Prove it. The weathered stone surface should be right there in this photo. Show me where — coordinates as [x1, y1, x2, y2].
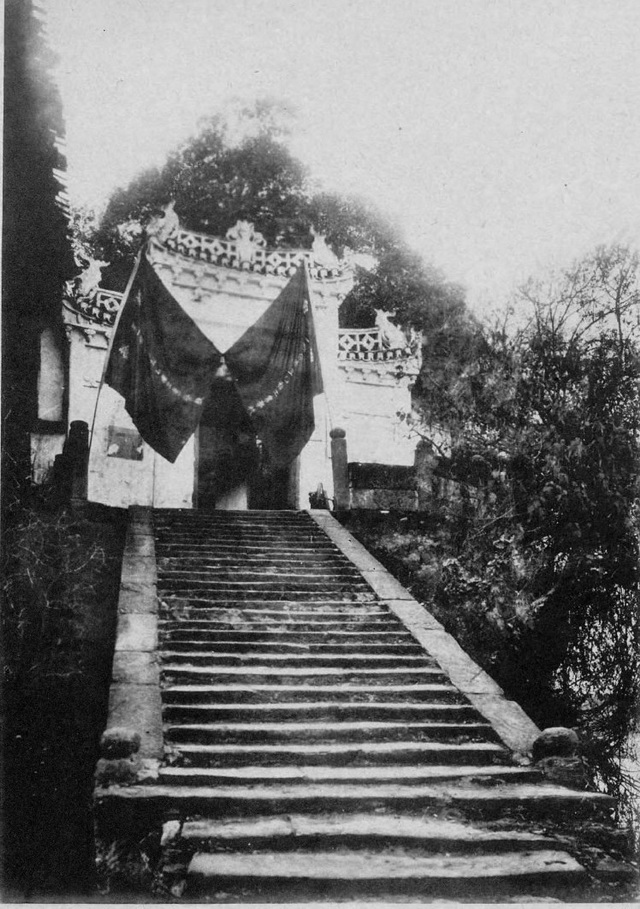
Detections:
[385, 600, 445, 631]
[350, 489, 419, 511]
[593, 855, 638, 882]
[96, 780, 615, 819]
[358, 568, 415, 600]
[535, 755, 588, 789]
[111, 651, 160, 685]
[95, 755, 141, 787]
[532, 727, 580, 762]
[117, 577, 158, 614]
[187, 847, 586, 884]
[348, 463, 417, 491]
[96, 508, 628, 900]
[114, 613, 158, 652]
[107, 683, 163, 760]
[181, 812, 553, 847]
[466, 694, 540, 757]
[100, 726, 141, 758]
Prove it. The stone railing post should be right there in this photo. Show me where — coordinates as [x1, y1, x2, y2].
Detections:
[68, 420, 89, 507]
[330, 427, 350, 511]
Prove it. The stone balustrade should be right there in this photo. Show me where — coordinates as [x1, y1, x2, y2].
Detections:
[338, 327, 412, 361]
[165, 226, 344, 280]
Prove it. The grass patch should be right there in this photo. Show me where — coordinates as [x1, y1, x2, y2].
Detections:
[1, 502, 127, 899]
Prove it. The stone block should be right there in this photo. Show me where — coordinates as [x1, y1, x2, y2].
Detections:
[536, 755, 588, 789]
[111, 651, 160, 685]
[407, 628, 504, 696]
[359, 568, 414, 600]
[532, 727, 580, 762]
[107, 682, 163, 760]
[95, 755, 141, 787]
[100, 726, 141, 758]
[117, 578, 158, 615]
[385, 600, 445, 631]
[469, 694, 541, 755]
[350, 489, 419, 510]
[115, 613, 158, 652]
[348, 463, 417, 490]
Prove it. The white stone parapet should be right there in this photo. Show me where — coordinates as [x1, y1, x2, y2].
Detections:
[338, 327, 411, 362]
[165, 221, 345, 280]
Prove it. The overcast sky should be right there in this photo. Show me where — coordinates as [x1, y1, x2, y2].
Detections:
[44, 0, 640, 314]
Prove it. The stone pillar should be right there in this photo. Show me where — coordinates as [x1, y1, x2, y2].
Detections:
[415, 439, 438, 511]
[330, 427, 350, 511]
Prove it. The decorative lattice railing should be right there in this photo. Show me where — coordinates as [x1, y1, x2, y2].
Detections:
[165, 228, 343, 280]
[70, 289, 123, 326]
[69, 296, 414, 365]
[338, 327, 411, 361]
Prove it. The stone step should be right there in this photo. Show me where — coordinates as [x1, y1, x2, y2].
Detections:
[161, 683, 463, 704]
[159, 597, 381, 609]
[156, 521, 317, 533]
[158, 577, 370, 603]
[161, 665, 450, 684]
[164, 720, 498, 745]
[157, 587, 373, 602]
[185, 847, 587, 899]
[156, 547, 341, 560]
[156, 518, 308, 530]
[159, 617, 401, 632]
[160, 652, 437, 668]
[161, 641, 424, 655]
[168, 741, 511, 767]
[159, 600, 386, 615]
[156, 536, 336, 549]
[179, 812, 554, 850]
[97, 781, 614, 822]
[160, 629, 413, 643]
[155, 545, 352, 563]
[158, 523, 326, 534]
[158, 571, 367, 586]
[159, 764, 540, 787]
[158, 562, 361, 576]
[162, 702, 481, 724]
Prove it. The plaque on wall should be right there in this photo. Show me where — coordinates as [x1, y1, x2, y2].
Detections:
[107, 425, 144, 461]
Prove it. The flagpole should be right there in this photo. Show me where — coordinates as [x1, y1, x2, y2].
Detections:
[88, 244, 145, 451]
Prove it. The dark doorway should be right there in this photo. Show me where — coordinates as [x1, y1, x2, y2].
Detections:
[196, 377, 296, 510]
[196, 378, 259, 510]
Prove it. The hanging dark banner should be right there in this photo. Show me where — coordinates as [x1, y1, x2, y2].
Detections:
[104, 243, 322, 467]
[104, 245, 223, 463]
[226, 264, 323, 468]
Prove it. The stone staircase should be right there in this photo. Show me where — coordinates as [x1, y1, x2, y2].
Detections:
[95, 508, 623, 902]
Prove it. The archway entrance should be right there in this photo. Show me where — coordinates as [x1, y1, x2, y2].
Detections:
[195, 379, 296, 510]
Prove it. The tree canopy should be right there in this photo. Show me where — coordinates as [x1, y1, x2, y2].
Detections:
[90, 101, 468, 343]
[408, 245, 640, 802]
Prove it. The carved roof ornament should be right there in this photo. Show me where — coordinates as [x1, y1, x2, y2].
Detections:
[145, 200, 179, 244]
[225, 221, 266, 267]
[73, 257, 108, 300]
[374, 309, 409, 350]
[310, 227, 340, 269]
